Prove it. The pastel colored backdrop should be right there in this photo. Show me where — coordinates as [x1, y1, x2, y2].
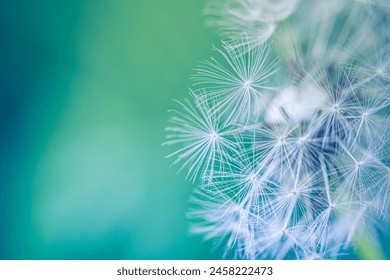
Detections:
[0, 0, 388, 259]
[0, 0, 220, 259]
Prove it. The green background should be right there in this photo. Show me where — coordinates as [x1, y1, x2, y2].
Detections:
[0, 0, 220, 259]
[0, 0, 389, 260]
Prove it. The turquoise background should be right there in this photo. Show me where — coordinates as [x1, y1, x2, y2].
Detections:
[0, 0, 389, 260]
[0, 0, 220, 259]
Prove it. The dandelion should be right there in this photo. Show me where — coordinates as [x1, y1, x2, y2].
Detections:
[165, 0, 390, 259]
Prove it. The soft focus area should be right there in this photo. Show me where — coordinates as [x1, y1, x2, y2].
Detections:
[0, 0, 219, 259]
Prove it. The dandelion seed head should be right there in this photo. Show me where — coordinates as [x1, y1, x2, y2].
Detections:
[167, 0, 390, 260]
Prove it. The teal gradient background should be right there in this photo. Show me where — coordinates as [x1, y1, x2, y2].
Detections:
[1, 0, 389, 260]
[0, 0, 220, 259]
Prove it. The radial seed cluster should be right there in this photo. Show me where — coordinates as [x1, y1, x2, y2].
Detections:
[164, 0, 390, 259]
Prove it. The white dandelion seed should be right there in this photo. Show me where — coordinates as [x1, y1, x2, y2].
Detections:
[192, 41, 278, 124]
[164, 92, 238, 183]
[348, 44, 390, 84]
[188, 188, 258, 259]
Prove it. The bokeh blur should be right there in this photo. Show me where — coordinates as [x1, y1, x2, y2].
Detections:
[1, 0, 389, 260]
[0, 0, 221, 259]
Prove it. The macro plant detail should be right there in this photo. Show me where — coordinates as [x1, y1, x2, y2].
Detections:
[165, 0, 390, 259]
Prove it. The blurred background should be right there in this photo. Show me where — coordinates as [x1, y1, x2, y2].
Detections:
[0, 0, 221, 259]
[0, 0, 389, 260]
